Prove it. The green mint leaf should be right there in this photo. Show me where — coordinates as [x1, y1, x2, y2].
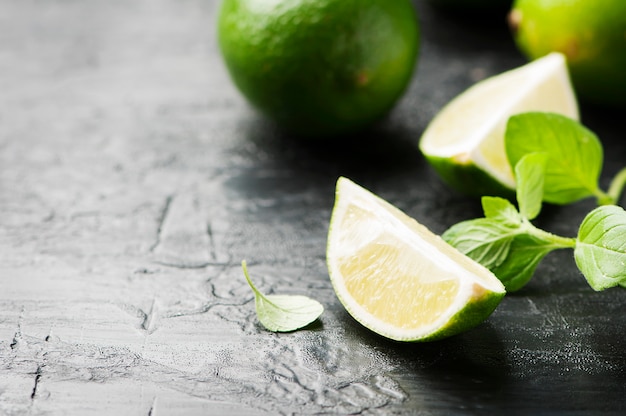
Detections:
[575, 206, 626, 291]
[482, 196, 522, 226]
[242, 260, 323, 332]
[490, 233, 555, 292]
[515, 152, 547, 220]
[505, 112, 603, 205]
[443, 218, 519, 270]
[444, 210, 570, 291]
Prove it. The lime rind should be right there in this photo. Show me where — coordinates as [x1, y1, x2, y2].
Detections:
[416, 288, 505, 342]
[425, 154, 516, 199]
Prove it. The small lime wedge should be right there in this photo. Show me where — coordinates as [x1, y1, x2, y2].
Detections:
[419, 52, 579, 197]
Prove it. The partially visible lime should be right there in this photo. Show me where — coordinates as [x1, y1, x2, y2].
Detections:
[326, 177, 505, 342]
[419, 53, 579, 197]
[217, 0, 420, 138]
[509, 0, 626, 106]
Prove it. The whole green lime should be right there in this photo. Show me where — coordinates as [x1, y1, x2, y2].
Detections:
[217, 0, 420, 138]
[509, 0, 626, 106]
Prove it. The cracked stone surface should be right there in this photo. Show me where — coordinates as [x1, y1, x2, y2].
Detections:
[2, 0, 626, 414]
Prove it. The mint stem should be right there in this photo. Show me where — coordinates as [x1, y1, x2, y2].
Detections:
[242, 260, 263, 298]
[605, 167, 626, 205]
[241, 260, 282, 310]
[524, 220, 577, 249]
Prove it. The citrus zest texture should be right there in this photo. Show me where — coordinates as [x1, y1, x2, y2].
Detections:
[326, 177, 505, 342]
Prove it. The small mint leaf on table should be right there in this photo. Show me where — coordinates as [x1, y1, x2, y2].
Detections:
[505, 112, 605, 205]
[242, 260, 324, 332]
[575, 206, 626, 291]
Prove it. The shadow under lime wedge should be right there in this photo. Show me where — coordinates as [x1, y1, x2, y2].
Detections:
[419, 52, 578, 198]
[326, 177, 505, 342]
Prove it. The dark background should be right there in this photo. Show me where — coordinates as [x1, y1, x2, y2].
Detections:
[1, 0, 625, 414]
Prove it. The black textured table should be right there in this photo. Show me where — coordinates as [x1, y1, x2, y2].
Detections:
[2, 1, 625, 415]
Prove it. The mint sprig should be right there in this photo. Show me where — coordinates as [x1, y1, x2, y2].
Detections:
[242, 260, 323, 332]
[445, 113, 626, 292]
[444, 154, 576, 291]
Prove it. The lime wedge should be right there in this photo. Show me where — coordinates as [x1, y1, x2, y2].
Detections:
[326, 177, 505, 342]
[419, 52, 579, 196]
